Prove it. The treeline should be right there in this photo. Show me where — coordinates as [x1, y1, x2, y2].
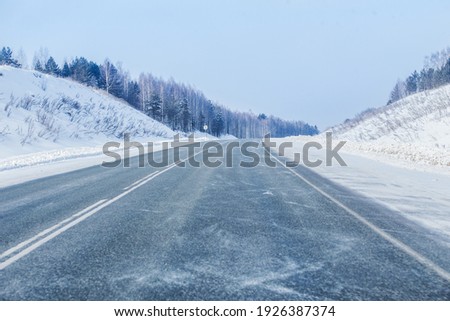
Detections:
[388, 48, 450, 104]
[0, 46, 318, 138]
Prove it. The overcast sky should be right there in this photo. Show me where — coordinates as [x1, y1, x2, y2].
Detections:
[2, 0, 450, 129]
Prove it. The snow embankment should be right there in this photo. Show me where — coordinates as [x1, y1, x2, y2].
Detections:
[0, 146, 105, 171]
[0, 66, 175, 162]
[327, 83, 450, 167]
[0, 142, 160, 188]
[274, 85, 450, 238]
[339, 141, 450, 170]
[273, 136, 450, 240]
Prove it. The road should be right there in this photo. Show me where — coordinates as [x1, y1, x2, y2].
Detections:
[0, 141, 449, 300]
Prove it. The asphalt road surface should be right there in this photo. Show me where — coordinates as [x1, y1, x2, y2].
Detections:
[1, 141, 449, 300]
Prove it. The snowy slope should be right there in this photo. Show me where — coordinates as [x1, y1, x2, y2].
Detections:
[329, 85, 450, 145]
[326, 84, 450, 167]
[272, 85, 450, 238]
[0, 66, 175, 161]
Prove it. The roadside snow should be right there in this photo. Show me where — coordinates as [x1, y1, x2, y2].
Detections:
[220, 134, 238, 140]
[326, 82, 450, 168]
[341, 140, 450, 171]
[273, 136, 450, 239]
[0, 151, 112, 189]
[0, 65, 175, 160]
[0, 139, 165, 188]
[0, 146, 107, 171]
[0, 131, 222, 188]
[291, 82, 450, 238]
[0, 66, 226, 187]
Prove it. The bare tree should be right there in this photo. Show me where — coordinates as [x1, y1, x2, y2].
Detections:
[15, 47, 28, 69]
[32, 47, 49, 70]
[100, 59, 121, 95]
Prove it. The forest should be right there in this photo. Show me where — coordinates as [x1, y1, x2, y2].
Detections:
[0, 46, 318, 138]
[388, 47, 450, 104]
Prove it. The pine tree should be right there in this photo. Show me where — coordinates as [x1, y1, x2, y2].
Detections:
[125, 81, 140, 108]
[388, 80, 406, 104]
[70, 57, 101, 87]
[146, 93, 162, 120]
[165, 100, 180, 130]
[60, 62, 71, 78]
[405, 70, 419, 94]
[45, 56, 60, 76]
[87, 61, 101, 87]
[211, 111, 224, 137]
[0, 47, 8, 65]
[440, 58, 450, 84]
[180, 98, 191, 132]
[0, 47, 21, 67]
[34, 60, 44, 72]
[70, 57, 90, 84]
[198, 112, 206, 132]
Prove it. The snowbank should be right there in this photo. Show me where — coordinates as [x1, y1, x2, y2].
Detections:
[325, 83, 450, 168]
[273, 136, 450, 240]
[0, 66, 175, 160]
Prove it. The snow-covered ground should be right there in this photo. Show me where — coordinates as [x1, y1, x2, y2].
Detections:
[273, 136, 450, 239]
[0, 65, 175, 159]
[3, 63, 448, 241]
[273, 135, 450, 240]
[280, 82, 448, 238]
[0, 66, 172, 186]
[0, 133, 227, 189]
[0, 129, 229, 188]
[0, 66, 234, 186]
[327, 83, 450, 167]
[0, 141, 168, 188]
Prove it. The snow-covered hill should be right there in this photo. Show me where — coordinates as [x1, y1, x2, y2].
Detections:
[272, 86, 450, 238]
[0, 66, 175, 162]
[327, 84, 450, 168]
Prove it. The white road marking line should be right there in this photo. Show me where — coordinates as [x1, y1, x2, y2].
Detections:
[0, 199, 108, 260]
[123, 171, 159, 190]
[273, 155, 450, 283]
[0, 150, 204, 270]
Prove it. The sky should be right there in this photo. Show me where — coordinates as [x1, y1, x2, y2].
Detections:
[2, 0, 450, 130]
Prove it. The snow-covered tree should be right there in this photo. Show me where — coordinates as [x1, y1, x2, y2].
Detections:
[45, 56, 60, 76]
[180, 98, 191, 132]
[100, 59, 119, 95]
[32, 47, 49, 71]
[60, 62, 71, 78]
[145, 93, 162, 120]
[14, 48, 28, 69]
[0, 47, 21, 67]
[388, 80, 407, 104]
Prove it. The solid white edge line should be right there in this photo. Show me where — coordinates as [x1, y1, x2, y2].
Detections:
[272, 154, 450, 283]
[0, 167, 174, 270]
[0, 150, 204, 270]
[0, 199, 108, 260]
